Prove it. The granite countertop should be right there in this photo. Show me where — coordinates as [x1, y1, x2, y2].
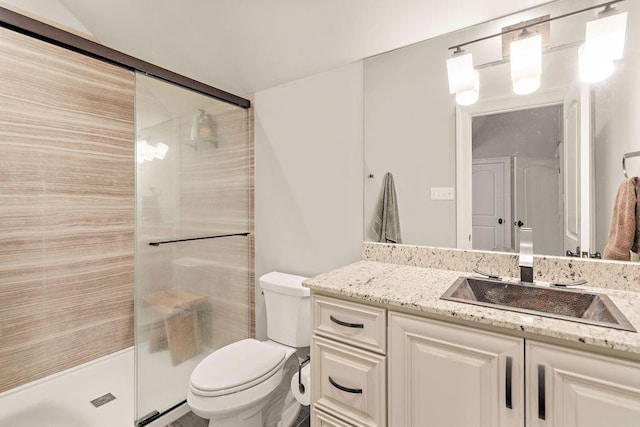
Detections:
[304, 260, 640, 356]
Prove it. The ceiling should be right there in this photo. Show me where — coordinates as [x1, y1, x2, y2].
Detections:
[38, 1, 550, 95]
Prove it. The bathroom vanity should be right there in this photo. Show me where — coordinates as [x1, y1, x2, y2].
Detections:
[306, 244, 640, 427]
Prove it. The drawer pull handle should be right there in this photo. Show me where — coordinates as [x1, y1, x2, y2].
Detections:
[538, 364, 546, 420]
[330, 315, 364, 329]
[328, 376, 363, 394]
[505, 356, 512, 409]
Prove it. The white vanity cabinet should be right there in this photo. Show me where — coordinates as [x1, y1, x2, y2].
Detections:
[388, 312, 525, 427]
[311, 293, 640, 427]
[526, 341, 640, 427]
[311, 294, 387, 427]
[388, 311, 640, 427]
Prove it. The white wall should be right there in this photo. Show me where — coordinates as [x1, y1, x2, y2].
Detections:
[255, 62, 364, 339]
[0, 0, 92, 36]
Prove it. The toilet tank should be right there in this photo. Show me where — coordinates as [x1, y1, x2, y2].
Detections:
[260, 272, 311, 348]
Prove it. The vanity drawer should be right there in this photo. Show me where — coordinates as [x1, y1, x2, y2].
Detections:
[312, 335, 386, 427]
[312, 408, 358, 427]
[312, 295, 386, 354]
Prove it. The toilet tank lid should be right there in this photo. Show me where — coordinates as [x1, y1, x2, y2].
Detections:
[259, 271, 310, 297]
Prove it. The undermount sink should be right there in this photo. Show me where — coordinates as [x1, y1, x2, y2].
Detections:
[441, 276, 636, 332]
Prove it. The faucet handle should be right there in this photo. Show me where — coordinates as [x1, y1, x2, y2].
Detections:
[550, 279, 587, 288]
[519, 227, 533, 268]
[472, 268, 501, 280]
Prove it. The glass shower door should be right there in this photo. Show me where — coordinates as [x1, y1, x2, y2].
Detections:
[134, 73, 252, 425]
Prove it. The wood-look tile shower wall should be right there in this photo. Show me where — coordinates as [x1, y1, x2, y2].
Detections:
[0, 27, 135, 392]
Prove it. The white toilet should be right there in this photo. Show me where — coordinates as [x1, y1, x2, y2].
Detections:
[187, 272, 311, 427]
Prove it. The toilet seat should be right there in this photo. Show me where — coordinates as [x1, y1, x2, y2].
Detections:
[190, 339, 287, 397]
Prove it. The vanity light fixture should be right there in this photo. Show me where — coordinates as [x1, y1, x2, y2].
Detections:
[510, 30, 542, 95]
[446, 48, 479, 106]
[136, 140, 169, 164]
[446, 0, 627, 103]
[579, 6, 628, 83]
[153, 142, 169, 160]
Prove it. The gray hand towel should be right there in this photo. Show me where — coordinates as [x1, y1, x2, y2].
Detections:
[372, 172, 402, 244]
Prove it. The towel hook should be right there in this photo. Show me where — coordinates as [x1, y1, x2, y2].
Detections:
[622, 151, 640, 178]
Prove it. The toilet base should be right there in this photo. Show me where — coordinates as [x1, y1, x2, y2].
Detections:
[278, 400, 301, 427]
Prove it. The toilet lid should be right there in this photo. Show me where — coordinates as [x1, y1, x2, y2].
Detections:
[190, 339, 286, 395]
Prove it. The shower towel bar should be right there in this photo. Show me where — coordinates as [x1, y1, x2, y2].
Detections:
[623, 151, 640, 178]
[149, 232, 250, 247]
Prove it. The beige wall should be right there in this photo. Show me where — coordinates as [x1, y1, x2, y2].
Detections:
[0, 27, 134, 392]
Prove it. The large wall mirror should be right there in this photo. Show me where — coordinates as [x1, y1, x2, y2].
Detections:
[364, 0, 640, 261]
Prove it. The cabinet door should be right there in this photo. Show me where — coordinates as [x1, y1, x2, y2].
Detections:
[527, 341, 640, 427]
[389, 312, 524, 427]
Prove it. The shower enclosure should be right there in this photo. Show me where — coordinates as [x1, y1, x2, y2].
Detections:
[134, 74, 253, 425]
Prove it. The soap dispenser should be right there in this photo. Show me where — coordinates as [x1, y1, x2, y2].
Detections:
[190, 109, 214, 140]
[198, 109, 213, 139]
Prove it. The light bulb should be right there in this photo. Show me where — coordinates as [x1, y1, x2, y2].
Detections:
[153, 142, 169, 160]
[579, 43, 614, 83]
[510, 33, 542, 95]
[447, 52, 479, 106]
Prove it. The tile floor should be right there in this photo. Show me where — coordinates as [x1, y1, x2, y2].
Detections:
[167, 405, 310, 427]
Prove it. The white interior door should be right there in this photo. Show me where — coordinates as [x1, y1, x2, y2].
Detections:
[514, 157, 563, 256]
[472, 157, 511, 251]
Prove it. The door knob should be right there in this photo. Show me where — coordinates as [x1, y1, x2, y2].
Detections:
[514, 220, 524, 227]
[498, 218, 503, 224]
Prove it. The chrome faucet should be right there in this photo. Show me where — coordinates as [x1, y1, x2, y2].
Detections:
[519, 227, 534, 283]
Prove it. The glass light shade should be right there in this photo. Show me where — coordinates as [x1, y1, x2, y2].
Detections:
[455, 70, 479, 106]
[510, 34, 542, 95]
[136, 140, 146, 164]
[579, 43, 614, 83]
[512, 76, 540, 95]
[447, 53, 479, 105]
[584, 11, 627, 63]
[137, 140, 155, 162]
[153, 142, 169, 160]
[447, 53, 475, 94]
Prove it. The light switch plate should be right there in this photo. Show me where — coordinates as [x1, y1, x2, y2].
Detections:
[431, 187, 455, 200]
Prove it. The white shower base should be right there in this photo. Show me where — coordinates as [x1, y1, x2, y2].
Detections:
[0, 348, 135, 427]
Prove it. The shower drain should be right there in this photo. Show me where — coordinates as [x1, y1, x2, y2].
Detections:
[90, 392, 116, 408]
